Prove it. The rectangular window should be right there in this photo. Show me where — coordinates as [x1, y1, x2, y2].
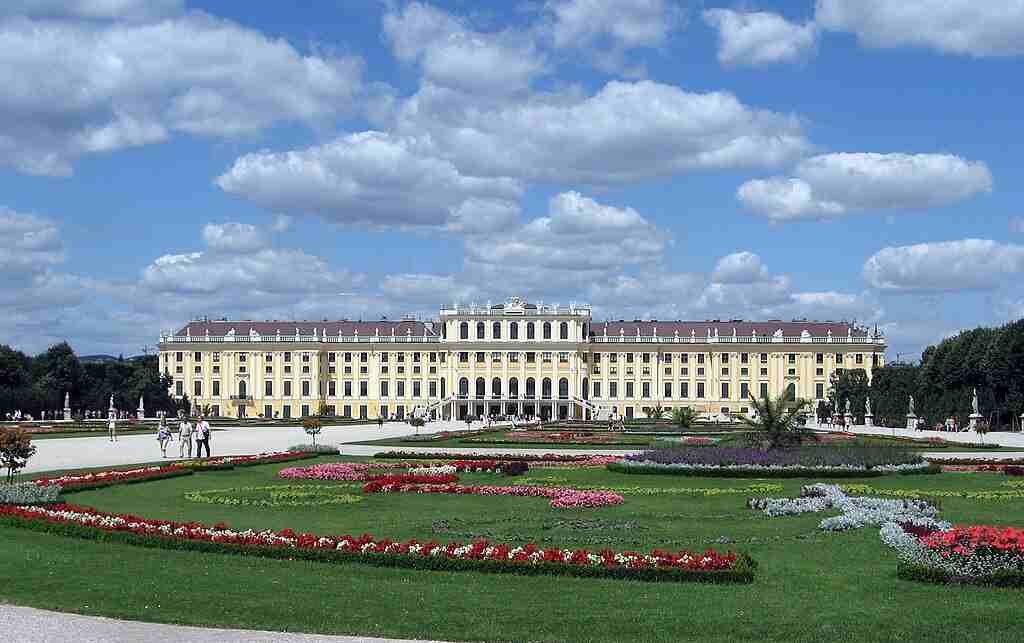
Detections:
[343, 404, 351, 418]
[193, 351, 201, 362]
[642, 353, 651, 364]
[284, 381, 292, 397]
[476, 352, 485, 363]
[193, 380, 202, 397]
[697, 353, 705, 364]
[760, 368, 768, 377]
[856, 353, 864, 365]
[697, 382, 705, 399]
[721, 382, 730, 399]
[593, 381, 601, 398]
[681, 354, 688, 364]
[264, 381, 272, 396]
[359, 405, 368, 419]
[681, 382, 689, 399]
[329, 381, 336, 397]
[429, 381, 437, 397]
[642, 382, 650, 398]
[836, 353, 844, 364]
[721, 353, 729, 364]
[264, 404, 272, 418]
[459, 352, 468, 363]
[301, 381, 310, 397]
[413, 381, 421, 397]
[380, 404, 388, 419]
[284, 352, 291, 363]
[397, 353, 405, 363]
[609, 382, 618, 398]
[301, 404, 310, 417]
[302, 353, 310, 363]
[741, 353, 749, 364]
[283, 405, 291, 419]
[760, 382, 769, 398]
[238, 353, 246, 363]
[816, 353, 824, 364]
[328, 352, 336, 363]
[626, 353, 634, 363]
[788, 353, 796, 364]
[344, 381, 352, 397]
[380, 381, 389, 397]
[740, 382, 749, 400]
[213, 352, 220, 363]
[760, 353, 768, 364]
[212, 381, 220, 397]
[397, 381, 405, 397]
[360, 381, 368, 397]
[381, 352, 390, 363]
[816, 383, 825, 398]
[664, 382, 672, 398]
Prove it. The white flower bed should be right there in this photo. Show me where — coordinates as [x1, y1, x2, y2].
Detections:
[625, 461, 931, 474]
[879, 523, 1024, 580]
[748, 484, 948, 532]
[0, 483, 62, 505]
[408, 465, 457, 476]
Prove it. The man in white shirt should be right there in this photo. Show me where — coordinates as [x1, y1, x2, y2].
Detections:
[195, 416, 211, 458]
[178, 417, 194, 458]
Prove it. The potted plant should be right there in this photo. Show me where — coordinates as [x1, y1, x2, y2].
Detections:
[302, 415, 323, 448]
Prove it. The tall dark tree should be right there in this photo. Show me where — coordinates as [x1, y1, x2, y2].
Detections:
[869, 363, 920, 428]
[828, 368, 870, 423]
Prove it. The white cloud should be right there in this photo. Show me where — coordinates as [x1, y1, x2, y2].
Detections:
[703, 9, 816, 66]
[270, 214, 293, 233]
[380, 273, 479, 305]
[547, 0, 680, 49]
[816, 0, 1024, 57]
[739, 153, 993, 221]
[0, 207, 64, 273]
[393, 80, 809, 184]
[1010, 217, 1024, 234]
[711, 251, 770, 284]
[0, 0, 182, 21]
[0, 9, 363, 175]
[201, 223, 267, 253]
[216, 131, 523, 231]
[864, 239, 1024, 291]
[383, 2, 546, 95]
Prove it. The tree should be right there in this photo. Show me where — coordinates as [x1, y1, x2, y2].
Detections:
[302, 415, 322, 448]
[869, 363, 919, 428]
[671, 406, 697, 430]
[740, 393, 813, 449]
[0, 428, 36, 484]
[645, 402, 668, 420]
[816, 400, 832, 423]
[828, 368, 870, 424]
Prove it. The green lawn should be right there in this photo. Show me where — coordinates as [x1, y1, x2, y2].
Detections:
[2, 457, 1024, 641]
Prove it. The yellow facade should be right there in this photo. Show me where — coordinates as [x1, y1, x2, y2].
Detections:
[158, 297, 886, 420]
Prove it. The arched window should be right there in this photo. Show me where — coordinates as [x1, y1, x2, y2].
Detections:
[476, 377, 486, 398]
[458, 378, 469, 397]
[509, 377, 519, 399]
[476, 322, 485, 339]
[558, 378, 569, 399]
[238, 380, 247, 398]
[509, 322, 519, 340]
[459, 322, 469, 340]
[581, 377, 589, 400]
[785, 383, 796, 400]
[543, 322, 552, 340]
[526, 377, 536, 399]
[492, 378, 502, 398]
[492, 321, 501, 339]
[526, 322, 535, 339]
[542, 377, 552, 399]
[559, 322, 568, 340]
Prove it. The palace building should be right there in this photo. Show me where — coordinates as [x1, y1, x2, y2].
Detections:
[158, 297, 886, 421]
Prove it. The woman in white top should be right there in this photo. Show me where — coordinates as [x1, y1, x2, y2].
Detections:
[178, 418, 194, 458]
[108, 412, 117, 442]
[157, 416, 172, 458]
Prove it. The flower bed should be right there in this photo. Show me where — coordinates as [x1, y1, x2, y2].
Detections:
[463, 431, 654, 446]
[185, 485, 363, 508]
[32, 465, 194, 492]
[374, 451, 620, 466]
[522, 480, 785, 497]
[176, 451, 318, 471]
[0, 502, 755, 583]
[361, 478, 625, 509]
[413, 460, 530, 476]
[615, 446, 935, 478]
[279, 462, 407, 481]
[842, 483, 1024, 502]
[749, 484, 948, 532]
[0, 482, 61, 505]
[882, 522, 1024, 586]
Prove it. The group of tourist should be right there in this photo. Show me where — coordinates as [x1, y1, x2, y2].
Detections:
[154, 414, 212, 458]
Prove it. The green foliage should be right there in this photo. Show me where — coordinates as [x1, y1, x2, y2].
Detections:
[645, 403, 668, 420]
[739, 393, 813, 449]
[671, 407, 697, 429]
[0, 428, 36, 484]
[828, 369, 869, 422]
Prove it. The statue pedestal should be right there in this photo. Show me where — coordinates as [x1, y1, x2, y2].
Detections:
[906, 414, 918, 430]
[864, 414, 873, 427]
[63, 407, 71, 421]
[844, 413, 854, 428]
[137, 407, 145, 420]
[969, 413, 983, 431]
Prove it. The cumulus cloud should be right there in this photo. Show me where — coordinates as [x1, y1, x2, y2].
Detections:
[0, 207, 64, 273]
[217, 131, 522, 231]
[815, 0, 1024, 57]
[393, 80, 809, 184]
[739, 153, 993, 222]
[703, 9, 817, 66]
[201, 223, 267, 253]
[0, 9, 363, 175]
[383, 2, 546, 94]
[380, 273, 479, 305]
[0, 0, 182, 21]
[863, 239, 1024, 291]
[711, 251, 770, 284]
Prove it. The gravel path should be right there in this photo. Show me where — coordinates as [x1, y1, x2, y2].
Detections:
[0, 604, 450, 643]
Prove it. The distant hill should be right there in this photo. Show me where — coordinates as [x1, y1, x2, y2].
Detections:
[80, 354, 147, 364]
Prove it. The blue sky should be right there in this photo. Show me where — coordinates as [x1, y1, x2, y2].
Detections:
[2, 0, 1023, 359]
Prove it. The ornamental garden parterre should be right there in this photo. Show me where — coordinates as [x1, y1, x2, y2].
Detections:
[4, 426, 1024, 641]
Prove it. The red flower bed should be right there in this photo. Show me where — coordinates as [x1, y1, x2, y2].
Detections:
[361, 474, 459, 491]
[361, 479, 624, 509]
[33, 465, 188, 490]
[920, 525, 1024, 556]
[0, 503, 753, 582]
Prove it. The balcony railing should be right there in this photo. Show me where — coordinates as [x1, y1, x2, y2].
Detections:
[161, 334, 441, 344]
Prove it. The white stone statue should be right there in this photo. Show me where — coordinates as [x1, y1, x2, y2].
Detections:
[64, 392, 70, 408]
[109, 394, 115, 411]
[908, 395, 915, 416]
[972, 388, 979, 415]
[865, 397, 872, 417]
[845, 399, 851, 415]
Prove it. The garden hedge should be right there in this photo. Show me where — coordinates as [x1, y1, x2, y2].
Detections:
[0, 513, 757, 584]
[58, 468, 195, 493]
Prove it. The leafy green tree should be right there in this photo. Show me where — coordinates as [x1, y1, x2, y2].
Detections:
[671, 406, 697, 429]
[0, 428, 35, 484]
[816, 400, 832, 423]
[740, 393, 813, 449]
[828, 368, 870, 424]
[868, 363, 919, 428]
[645, 403, 668, 419]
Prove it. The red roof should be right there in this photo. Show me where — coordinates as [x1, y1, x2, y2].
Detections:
[174, 320, 435, 337]
[590, 321, 868, 338]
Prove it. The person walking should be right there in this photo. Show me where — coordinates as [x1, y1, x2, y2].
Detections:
[107, 410, 117, 442]
[195, 415, 211, 458]
[178, 416, 194, 458]
[157, 416, 172, 458]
